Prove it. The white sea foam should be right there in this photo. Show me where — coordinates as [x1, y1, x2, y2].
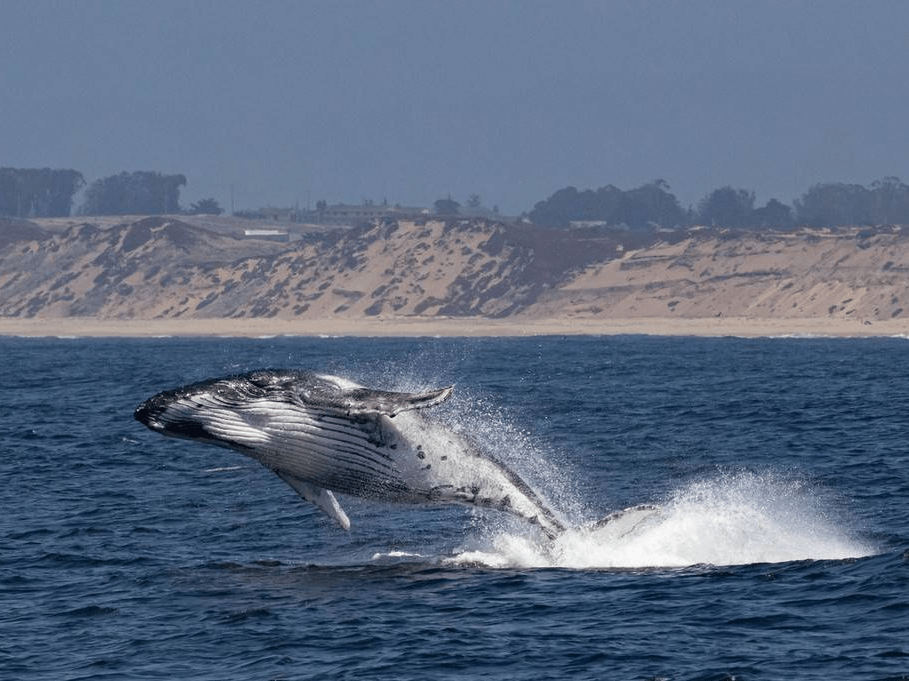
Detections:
[447, 472, 875, 569]
[371, 550, 427, 561]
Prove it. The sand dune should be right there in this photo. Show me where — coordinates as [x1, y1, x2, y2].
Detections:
[2, 215, 908, 337]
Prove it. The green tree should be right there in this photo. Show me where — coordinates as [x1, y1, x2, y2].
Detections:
[528, 185, 621, 226]
[617, 181, 686, 229]
[794, 183, 872, 227]
[697, 186, 756, 227]
[80, 171, 186, 215]
[434, 195, 460, 215]
[188, 198, 223, 215]
[870, 176, 909, 224]
[0, 167, 84, 217]
[528, 181, 684, 229]
[752, 198, 793, 230]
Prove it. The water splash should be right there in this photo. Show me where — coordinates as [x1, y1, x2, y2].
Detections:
[447, 472, 875, 569]
[326, 365, 874, 569]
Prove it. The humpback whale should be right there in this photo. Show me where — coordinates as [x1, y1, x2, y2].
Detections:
[135, 370, 566, 538]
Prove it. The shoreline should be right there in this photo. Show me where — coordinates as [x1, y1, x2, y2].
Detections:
[1, 316, 906, 339]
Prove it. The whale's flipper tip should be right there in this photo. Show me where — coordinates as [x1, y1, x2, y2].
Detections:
[278, 472, 352, 530]
[346, 384, 454, 416]
[407, 385, 454, 411]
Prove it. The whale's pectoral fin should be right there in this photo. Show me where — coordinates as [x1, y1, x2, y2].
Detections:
[277, 472, 351, 530]
[342, 385, 454, 416]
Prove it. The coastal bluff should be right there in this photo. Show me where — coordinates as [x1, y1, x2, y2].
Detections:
[2, 215, 909, 334]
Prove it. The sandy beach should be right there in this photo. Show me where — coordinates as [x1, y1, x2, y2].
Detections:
[1, 316, 906, 338]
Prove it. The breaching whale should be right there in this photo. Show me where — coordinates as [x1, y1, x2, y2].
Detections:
[135, 369, 566, 538]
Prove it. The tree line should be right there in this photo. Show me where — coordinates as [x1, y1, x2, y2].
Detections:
[527, 177, 909, 230]
[4, 165, 909, 229]
[0, 167, 220, 218]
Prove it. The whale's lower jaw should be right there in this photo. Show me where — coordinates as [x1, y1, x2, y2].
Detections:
[136, 370, 566, 538]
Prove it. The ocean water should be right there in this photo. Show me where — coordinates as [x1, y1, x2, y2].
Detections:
[1, 334, 907, 680]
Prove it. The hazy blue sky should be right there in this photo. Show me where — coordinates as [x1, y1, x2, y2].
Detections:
[4, 0, 908, 214]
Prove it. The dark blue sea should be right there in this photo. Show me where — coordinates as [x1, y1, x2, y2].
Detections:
[2, 334, 907, 680]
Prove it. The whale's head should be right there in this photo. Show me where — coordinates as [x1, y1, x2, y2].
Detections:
[135, 369, 453, 448]
[134, 373, 266, 446]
